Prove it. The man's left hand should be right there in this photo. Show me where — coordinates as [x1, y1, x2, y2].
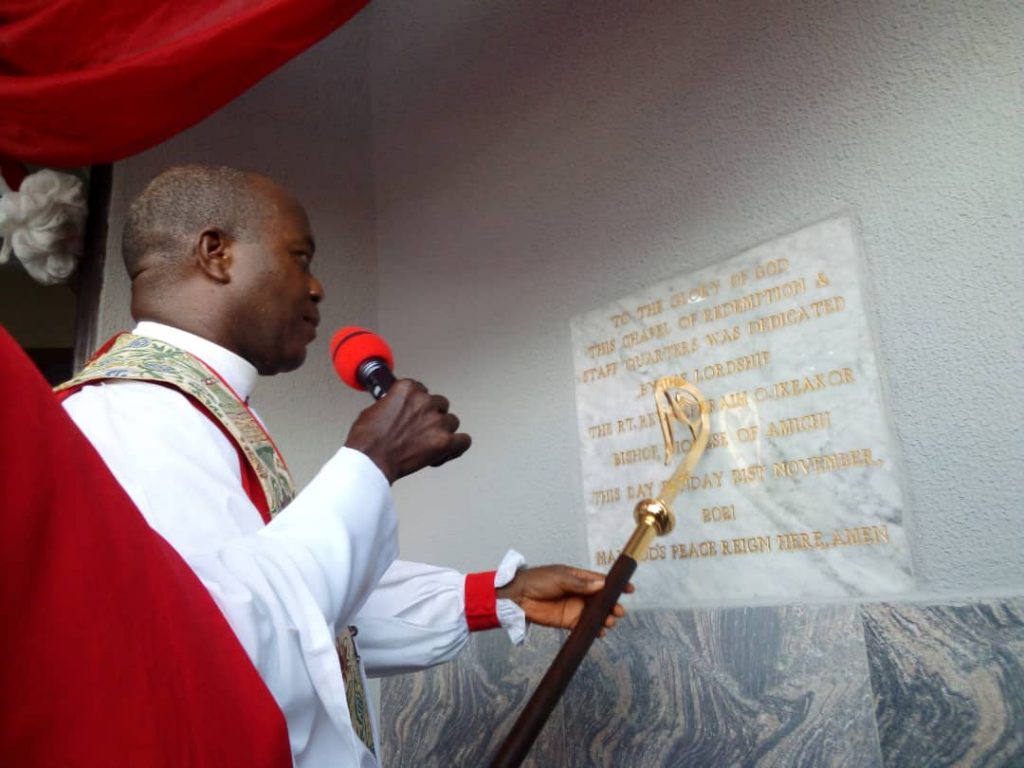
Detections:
[496, 566, 634, 637]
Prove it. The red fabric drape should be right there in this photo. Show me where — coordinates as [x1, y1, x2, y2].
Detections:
[0, 0, 369, 167]
[0, 324, 292, 767]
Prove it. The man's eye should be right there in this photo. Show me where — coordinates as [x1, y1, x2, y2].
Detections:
[293, 252, 311, 267]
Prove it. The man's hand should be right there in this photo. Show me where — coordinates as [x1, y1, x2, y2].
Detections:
[344, 379, 472, 484]
[496, 565, 634, 637]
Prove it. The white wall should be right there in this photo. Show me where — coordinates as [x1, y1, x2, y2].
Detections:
[98, 9, 378, 485]
[369, 0, 1024, 595]
[100, 0, 1023, 600]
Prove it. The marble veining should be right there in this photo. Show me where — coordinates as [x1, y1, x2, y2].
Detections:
[379, 627, 564, 767]
[380, 599, 1024, 766]
[562, 605, 881, 767]
[381, 604, 883, 767]
[863, 600, 1024, 768]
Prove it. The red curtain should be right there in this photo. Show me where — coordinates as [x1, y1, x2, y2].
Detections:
[0, 0, 369, 167]
[0, 323, 293, 766]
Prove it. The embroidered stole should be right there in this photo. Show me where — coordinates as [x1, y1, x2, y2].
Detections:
[57, 333, 376, 755]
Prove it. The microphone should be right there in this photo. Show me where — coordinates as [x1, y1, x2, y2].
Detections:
[330, 326, 396, 400]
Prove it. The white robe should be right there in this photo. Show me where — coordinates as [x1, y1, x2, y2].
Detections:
[63, 321, 525, 768]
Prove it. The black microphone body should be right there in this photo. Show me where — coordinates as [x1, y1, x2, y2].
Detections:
[357, 357, 396, 400]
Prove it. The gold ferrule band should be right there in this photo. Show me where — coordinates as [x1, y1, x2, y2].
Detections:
[622, 523, 658, 560]
[622, 498, 675, 559]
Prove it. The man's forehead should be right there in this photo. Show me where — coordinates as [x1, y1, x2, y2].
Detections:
[250, 175, 302, 210]
[250, 176, 312, 233]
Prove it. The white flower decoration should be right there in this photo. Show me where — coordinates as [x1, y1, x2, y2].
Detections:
[0, 169, 87, 286]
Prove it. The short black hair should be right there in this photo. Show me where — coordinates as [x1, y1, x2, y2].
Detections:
[122, 165, 272, 276]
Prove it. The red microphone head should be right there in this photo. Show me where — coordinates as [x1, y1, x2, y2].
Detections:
[330, 326, 395, 390]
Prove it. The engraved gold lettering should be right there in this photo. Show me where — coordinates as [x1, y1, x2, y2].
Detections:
[754, 368, 855, 401]
[586, 338, 616, 358]
[671, 433, 727, 455]
[831, 525, 891, 547]
[622, 321, 671, 348]
[677, 312, 698, 330]
[671, 540, 718, 559]
[754, 257, 789, 280]
[720, 535, 772, 555]
[747, 305, 811, 335]
[704, 325, 741, 347]
[667, 471, 723, 493]
[636, 299, 665, 319]
[637, 411, 659, 430]
[808, 295, 846, 318]
[623, 337, 699, 373]
[772, 448, 884, 478]
[590, 487, 620, 505]
[637, 544, 667, 562]
[587, 422, 613, 439]
[612, 445, 660, 466]
[716, 391, 748, 410]
[626, 482, 655, 500]
[702, 278, 806, 322]
[691, 350, 771, 383]
[745, 294, 847, 335]
[732, 464, 766, 484]
[594, 548, 620, 566]
[581, 361, 617, 383]
[765, 410, 832, 438]
[776, 531, 828, 551]
[707, 431, 729, 448]
[670, 280, 721, 308]
[736, 426, 759, 443]
[701, 505, 736, 523]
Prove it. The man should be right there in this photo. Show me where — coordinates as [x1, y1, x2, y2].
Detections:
[60, 165, 627, 767]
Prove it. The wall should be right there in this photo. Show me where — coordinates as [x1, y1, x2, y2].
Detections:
[367, 3, 1023, 763]
[97, 8, 378, 484]
[369, 0, 1023, 596]
[97, 0, 1022, 600]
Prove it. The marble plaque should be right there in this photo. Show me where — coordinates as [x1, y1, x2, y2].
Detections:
[570, 217, 913, 606]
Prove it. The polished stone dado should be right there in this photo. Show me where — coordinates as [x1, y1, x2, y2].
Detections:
[863, 599, 1024, 767]
[378, 626, 563, 767]
[560, 604, 880, 767]
[380, 598, 1024, 767]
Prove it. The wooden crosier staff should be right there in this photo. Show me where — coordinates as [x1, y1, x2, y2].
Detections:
[488, 377, 709, 768]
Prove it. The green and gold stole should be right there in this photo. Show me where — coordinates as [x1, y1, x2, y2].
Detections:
[57, 332, 376, 754]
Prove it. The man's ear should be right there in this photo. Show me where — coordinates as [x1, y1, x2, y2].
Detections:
[195, 228, 232, 283]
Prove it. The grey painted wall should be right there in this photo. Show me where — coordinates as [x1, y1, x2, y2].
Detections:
[100, 0, 1022, 608]
[369, 0, 1024, 597]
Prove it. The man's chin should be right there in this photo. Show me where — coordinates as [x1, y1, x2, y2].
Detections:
[257, 349, 307, 376]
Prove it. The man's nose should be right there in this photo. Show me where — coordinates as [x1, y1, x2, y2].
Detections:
[309, 275, 325, 303]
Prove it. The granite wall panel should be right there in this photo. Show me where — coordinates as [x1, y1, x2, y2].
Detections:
[863, 600, 1024, 768]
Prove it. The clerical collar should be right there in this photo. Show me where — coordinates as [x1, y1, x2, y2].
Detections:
[133, 321, 259, 403]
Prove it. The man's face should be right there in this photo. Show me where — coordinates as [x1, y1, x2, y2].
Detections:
[225, 182, 324, 375]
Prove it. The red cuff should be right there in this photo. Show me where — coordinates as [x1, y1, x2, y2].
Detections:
[465, 571, 501, 632]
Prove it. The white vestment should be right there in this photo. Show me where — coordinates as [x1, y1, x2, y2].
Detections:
[63, 321, 525, 768]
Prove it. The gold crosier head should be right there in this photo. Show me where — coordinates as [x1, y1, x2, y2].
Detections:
[623, 375, 710, 559]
